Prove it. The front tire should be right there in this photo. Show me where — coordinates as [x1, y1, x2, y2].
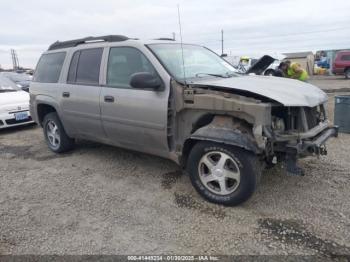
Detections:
[43, 112, 74, 153]
[187, 141, 260, 206]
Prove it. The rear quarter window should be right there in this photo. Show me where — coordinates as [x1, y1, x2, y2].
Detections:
[33, 52, 66, 83]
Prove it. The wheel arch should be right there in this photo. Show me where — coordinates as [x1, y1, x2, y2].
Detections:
[37, 103, 57, 126]
[181, 115, 261, 168]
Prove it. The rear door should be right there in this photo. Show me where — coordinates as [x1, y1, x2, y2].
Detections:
[60, 48, 106, 139]
[100, 46, 169, 155]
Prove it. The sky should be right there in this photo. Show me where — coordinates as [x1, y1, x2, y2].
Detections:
[0, 0, 350, 68]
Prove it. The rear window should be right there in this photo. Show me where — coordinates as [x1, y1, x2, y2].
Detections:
[33, 52, 66, 83]
[67, 48, 103, 85]
[341, 54, 350, 61]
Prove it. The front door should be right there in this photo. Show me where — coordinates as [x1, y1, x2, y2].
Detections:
[100, 46, 169, 155]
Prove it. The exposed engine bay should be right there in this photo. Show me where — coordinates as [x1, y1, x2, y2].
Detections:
[169, 80, 338, 176]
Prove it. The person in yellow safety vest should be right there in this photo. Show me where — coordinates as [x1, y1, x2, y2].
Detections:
[279, 60, 309, 81]
[240, 56, 250, 66]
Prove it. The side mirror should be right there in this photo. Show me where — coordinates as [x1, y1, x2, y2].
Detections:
[129, 72, 163, 90]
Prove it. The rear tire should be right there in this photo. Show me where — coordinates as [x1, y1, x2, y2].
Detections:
[43, 112, 74, 153]
[345, 68, 350, 79]
[187, 141, 261, 206]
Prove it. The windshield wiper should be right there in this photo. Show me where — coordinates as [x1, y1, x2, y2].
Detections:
[195, 73, 229, 78]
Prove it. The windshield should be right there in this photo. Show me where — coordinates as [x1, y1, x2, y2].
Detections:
[148, 44, 238, 80]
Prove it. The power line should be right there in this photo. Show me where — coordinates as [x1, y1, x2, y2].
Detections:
[191, 26, 350, 45]
[229, 26, 350, 41]
[202, 37, 350, 48]
[186, 19, 350, 38]
[219, 41, 350, 53]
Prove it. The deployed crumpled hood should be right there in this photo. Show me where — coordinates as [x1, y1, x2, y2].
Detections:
[190, 75, 327, 107]
[0, 91, 29, 108]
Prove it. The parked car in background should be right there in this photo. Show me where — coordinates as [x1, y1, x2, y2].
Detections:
[0, 75, 34, 129]
[262, 54, 286, 76]
[235, 56, 258, 73]
[230, 55, 285, 77]
[262, 59, 280, 76]
[332, 50, 350, 79]
[0, 72, 32, 92]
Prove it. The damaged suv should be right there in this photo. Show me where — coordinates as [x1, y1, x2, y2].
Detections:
[30, 35, 338, 206]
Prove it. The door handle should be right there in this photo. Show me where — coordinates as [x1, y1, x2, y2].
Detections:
[104, 95, 115, 103]
[62, 92, 70, 98]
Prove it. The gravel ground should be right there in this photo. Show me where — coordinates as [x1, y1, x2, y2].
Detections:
[309, 75, 350, 93]
[0, 89, 349, 257]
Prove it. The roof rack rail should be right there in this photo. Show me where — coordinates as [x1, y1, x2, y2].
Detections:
[48, 35, 129, 51]
[153, 38, 175, 41]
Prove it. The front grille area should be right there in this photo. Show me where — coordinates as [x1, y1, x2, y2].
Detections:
[304, 107, 320, 129]
[272, 105, 325, 132]
[5, 116, 32, 125]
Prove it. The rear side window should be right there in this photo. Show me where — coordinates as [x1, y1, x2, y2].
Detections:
[67, 48, 103, 85]
[341, 54, 350, 61]
[33, 52, 66, 83]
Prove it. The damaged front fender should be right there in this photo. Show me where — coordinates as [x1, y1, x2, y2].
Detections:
[189, 116, 262, 154]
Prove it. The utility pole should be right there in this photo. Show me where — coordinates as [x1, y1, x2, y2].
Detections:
[172, 32, 176, 40]
[221, 29, 224, 56]
[11, 49, 19, 71]
[11, 50, 14, 69]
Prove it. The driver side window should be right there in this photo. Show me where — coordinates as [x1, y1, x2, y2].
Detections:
[107, 47, 157, 88]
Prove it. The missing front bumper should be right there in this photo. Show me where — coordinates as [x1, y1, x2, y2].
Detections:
[294, 126, 338, 156]
[283, 126, 338, 175]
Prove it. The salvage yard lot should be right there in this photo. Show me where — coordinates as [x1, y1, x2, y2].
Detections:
[0, 82, 350, 256]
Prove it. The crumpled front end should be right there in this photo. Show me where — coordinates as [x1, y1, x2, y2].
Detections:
[263, 103, 338, 175]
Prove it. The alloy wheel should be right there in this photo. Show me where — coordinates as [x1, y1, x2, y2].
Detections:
[46, 120, 60, 149]
[198, 151, 241, 195]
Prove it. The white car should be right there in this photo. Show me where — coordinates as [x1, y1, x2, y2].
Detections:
[0, 75, 34, 129]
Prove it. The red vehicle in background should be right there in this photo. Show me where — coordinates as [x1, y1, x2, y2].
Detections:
[332, 50, 350, 79]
